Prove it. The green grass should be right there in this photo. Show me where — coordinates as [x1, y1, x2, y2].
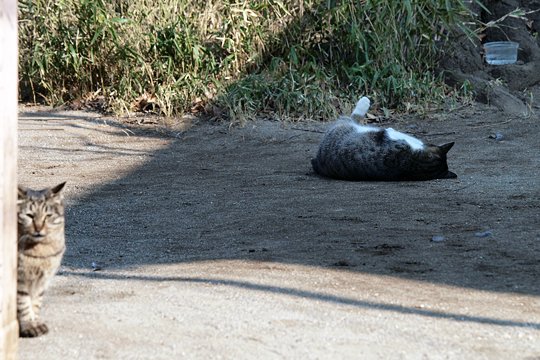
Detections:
[18, 0, 478, 122]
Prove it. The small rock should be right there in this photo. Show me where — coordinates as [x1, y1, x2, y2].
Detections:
[431, 235, 446, 242]
[474, 230, 493, 238]
[333, 260, 350, 267]
[489, 132, 504, 141]
[91, 262, 102, 271]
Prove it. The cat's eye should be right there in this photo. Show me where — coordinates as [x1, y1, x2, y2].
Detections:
[26, 213, 34, 219]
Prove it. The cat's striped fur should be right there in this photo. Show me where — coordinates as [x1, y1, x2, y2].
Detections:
[312, 97, 456, 181]
[17, 182, 66, 337]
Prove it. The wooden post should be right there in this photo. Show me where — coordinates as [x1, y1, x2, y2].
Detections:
[0, 0, 19, 358]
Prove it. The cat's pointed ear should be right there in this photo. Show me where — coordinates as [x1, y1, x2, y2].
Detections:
[50, 182, 66, 195]
[438, 142, 454, 154]
[18, 186, 27, 199]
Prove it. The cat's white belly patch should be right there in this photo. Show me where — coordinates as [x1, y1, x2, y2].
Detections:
[385, 128, 424, 150]
[351, 123, 379, 134]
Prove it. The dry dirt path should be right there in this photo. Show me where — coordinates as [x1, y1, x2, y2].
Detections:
[17, 103, 539, 359]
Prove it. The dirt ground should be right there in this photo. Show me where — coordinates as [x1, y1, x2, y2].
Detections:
[16, 92, 539, 359]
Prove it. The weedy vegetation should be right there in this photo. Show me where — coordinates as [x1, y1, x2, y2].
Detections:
[19, 0, 479, 123]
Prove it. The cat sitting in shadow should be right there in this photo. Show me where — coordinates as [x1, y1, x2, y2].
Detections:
[311, 97, 457, 181]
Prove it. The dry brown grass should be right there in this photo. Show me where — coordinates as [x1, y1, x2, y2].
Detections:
[19, 0, 477, 122]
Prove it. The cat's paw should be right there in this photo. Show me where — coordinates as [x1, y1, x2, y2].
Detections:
[19, 321, 49, 337]
[352, 96, 370, 118]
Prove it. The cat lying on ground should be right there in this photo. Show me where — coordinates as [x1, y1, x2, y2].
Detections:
[311, 97, 457, 181]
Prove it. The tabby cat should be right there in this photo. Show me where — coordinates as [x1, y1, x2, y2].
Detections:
[311, 97, 457, 181]
[17, 182, 66, 337]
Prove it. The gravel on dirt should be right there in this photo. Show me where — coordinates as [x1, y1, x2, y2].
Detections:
[17, 100, 540, 359]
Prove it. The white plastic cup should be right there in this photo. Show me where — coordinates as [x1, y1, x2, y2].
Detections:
[483, 41, 519, 65]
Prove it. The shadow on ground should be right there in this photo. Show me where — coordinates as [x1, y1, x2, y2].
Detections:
[19, 101, 539, 299]
[62, 270, 540, 330]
